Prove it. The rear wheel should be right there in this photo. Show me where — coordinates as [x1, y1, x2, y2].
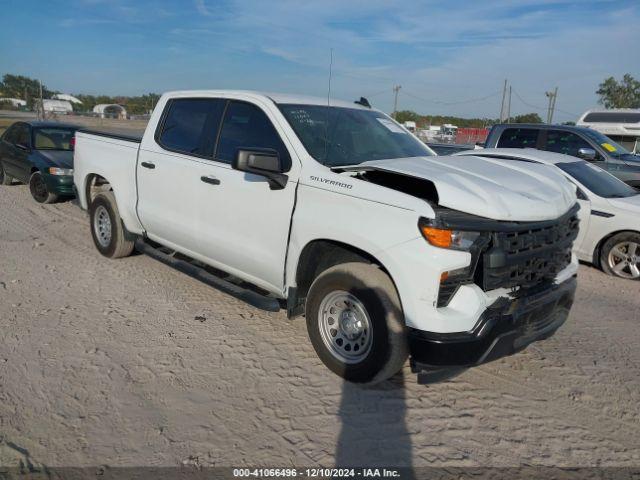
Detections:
[305, 262, 408, 384]
[89, 192, 135, 259]
[0, 162, 13, 185]
[29, 171, 58, 204]
[601, 232, 640, 280]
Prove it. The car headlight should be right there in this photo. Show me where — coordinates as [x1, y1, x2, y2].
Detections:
[419, 225, 480, 251]
[48, 167, 74, 176]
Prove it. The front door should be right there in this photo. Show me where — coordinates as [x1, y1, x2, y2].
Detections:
[195, 99, 299, 294]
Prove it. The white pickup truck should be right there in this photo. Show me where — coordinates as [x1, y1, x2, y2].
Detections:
[74, 90, 580, 384]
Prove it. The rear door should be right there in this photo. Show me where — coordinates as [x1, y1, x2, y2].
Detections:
[13, 124, 33, 180]
[136, 98, 226, 255]
[0, 125, 19, 176]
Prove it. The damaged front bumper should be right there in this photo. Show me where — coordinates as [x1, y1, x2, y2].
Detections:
[409, 276, 576, 381]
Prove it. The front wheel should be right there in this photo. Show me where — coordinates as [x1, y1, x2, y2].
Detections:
[0, 162, 13, 185]
[601, 232, 640, 280]
[305, 262, 408, 384]
[89, 192, 135, 259]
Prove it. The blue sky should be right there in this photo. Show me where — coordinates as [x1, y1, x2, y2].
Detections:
[0, 0, 638, 121]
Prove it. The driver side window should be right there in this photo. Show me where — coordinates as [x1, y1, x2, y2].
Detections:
[215, 101, 291, 170]
[545, 130, 595, 159]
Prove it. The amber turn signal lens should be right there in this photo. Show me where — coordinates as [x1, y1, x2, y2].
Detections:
[440, 271, 449, 282]
[420, 226, 453, 249]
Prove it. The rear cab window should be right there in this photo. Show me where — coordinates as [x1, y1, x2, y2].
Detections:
[496, 128, 539, 148]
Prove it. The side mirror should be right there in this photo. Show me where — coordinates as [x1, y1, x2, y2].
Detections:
[232, 149, 288, 190]
[577, 147, 596, 161]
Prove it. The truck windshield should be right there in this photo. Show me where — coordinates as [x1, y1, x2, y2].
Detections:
[580, 128, 636, 160]
[279, 104, 434, 166]
[556, 161, 638, 198]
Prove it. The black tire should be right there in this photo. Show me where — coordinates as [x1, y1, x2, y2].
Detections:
[305, 262, 408, 384]
[89, 192, 135, 259]
[0, 162, 13, 185]
[29, 171, 58, 204]
[600, 232, 640, 280]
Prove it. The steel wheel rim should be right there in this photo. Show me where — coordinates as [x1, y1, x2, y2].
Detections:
[608, 241, 640, 279]
[93, 205, 112, 248]
[30, 174, 48, 202]
[318, 290, 373, 364]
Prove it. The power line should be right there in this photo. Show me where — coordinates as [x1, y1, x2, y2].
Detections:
[512, 88, 578, 119]
[401, 89, 502, 107]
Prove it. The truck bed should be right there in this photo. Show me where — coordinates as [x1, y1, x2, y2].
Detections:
[77, 129, 143, 143]
[73, 130, 144, 235]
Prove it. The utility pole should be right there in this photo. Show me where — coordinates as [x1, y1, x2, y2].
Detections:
[392, 85, 401, 119]
[506, 85, 512, 123]
[39, 80, 45, 120]
[546, 87, 558, 124]
[499, 79, 508, 122]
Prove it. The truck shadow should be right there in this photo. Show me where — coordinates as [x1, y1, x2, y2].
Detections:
[333, 284, 413, 468]
[335, 371, 412, 468]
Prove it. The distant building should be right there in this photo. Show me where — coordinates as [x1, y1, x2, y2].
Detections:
[52, 93, 83, 105]
[0, 98, 27, 108]
[43, 99, 73, 114]
[93, 104, 127, 119]
[403, 121, 417, 132]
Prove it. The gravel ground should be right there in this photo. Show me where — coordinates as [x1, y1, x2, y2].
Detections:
[0, 184, 639, 469]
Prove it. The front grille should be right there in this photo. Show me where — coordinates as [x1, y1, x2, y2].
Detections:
[434, 204, 580, 307]
[481, 211, 579, 292]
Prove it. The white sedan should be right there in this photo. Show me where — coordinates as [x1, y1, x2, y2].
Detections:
[456, 148, 640, 280]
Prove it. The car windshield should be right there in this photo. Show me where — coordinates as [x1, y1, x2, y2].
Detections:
[557, 160, 638, 198]
[580, 128, 635, 159]
[279, 104, 434, 166]
[33, 127, 76, 150]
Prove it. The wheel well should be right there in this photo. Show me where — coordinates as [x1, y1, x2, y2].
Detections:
[31, 167, 38, 174]
[288, 240, 387, 318]
[85, 174, 112, 207]
[593, 230, 640, 267]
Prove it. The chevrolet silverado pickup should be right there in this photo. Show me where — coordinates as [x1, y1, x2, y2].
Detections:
[74, 90, 580, 384]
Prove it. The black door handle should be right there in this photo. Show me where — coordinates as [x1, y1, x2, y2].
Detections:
[141, 161, 155, 169]
[201, 175, 220, 185]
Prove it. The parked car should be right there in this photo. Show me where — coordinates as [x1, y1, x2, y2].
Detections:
[456, 148, 640, 280]
[484, 123, 640, 189]
[0, 121, 78, 203]
[74, 90, 579, 384]
[426, 143, 476, 155]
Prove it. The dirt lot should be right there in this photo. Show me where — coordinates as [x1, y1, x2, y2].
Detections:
[0, 183, 639, 469]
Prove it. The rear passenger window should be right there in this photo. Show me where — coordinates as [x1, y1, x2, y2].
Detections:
[544, 130, 592, 157]
[158, 98, 225, 156]
[497, 128, 538, 148]
[14, 125, 31, 147]
[2, 125, 18, 143]
[216, 101, 290, 169]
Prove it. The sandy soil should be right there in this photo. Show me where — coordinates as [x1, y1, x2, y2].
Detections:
[0, 184, 639, 468]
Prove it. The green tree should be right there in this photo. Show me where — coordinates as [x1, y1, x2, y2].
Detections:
[596, 74, 640, 108]
[512, 113, 543, 123]
[0, 74, 53, 108]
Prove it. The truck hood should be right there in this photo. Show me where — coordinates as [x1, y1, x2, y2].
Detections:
[344, 156, 577, 221]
